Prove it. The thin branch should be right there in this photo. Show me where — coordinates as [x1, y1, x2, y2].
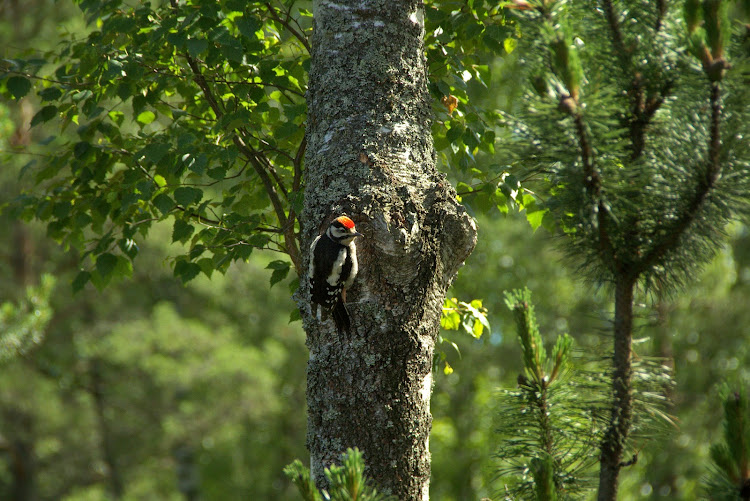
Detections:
[184, 65, 285, 220]
[600, 0, 629, 69]
[139, 61, 306, 98]
[172, 159, 251, 188]
[597, 2, 674, 160]
[654, 0, 667, 33]
[260, 142, 296, 163]
[174, 205, 221, 226]
[131, 217, 160, 228]
[217, 73, 305, 99]
[629, 79, 674, 160]
[156, 97, 217, 122]
[231, 133, 301, 271]
[285, 134, 306, 274]
[0, 69, 93, 89]
[262, 156, 289, 199]
[289, 7, 310, 43]
[292, 134, 306, 193]
[265, 2, 311, 53]
[636, 81, 723, 275]
[184, 55, 225, 119]
[173, 205, 284, 234]
[172, 12, 290, 221]
[573, 112, 616, 266]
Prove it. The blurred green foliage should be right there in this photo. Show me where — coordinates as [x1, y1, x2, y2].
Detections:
[1, 0, 750, 500]
[0, 273, 54, 361]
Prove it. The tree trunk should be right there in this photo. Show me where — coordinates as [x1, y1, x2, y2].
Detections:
[597, 276, 635, 501]
[301, 1, 476, 499]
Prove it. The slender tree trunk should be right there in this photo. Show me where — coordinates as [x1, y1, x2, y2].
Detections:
[597, 276, 635, 501]
[174, 443, 200, 501]
[2, 408, 35, 501]
[301, 1, 476, 498]
[89, 359, 124, 500]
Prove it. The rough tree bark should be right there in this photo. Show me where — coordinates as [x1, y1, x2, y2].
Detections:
[299, 1, 476, 499]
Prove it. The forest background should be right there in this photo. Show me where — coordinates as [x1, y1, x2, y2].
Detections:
[1, 0, 750, 500]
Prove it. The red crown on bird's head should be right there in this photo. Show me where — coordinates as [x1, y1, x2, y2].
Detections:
[336, 216, 356, 229]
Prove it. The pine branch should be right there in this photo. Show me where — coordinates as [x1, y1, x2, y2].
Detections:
[636, 81, 723, 277]
[597, 1, 674, 161]
[654, 0, 667, 32]
[704, 387, 750, 499]
[628, 77, 674, 161]
[600, 0, 629, 70]
[498, 290, 602, 498]
[572, 112, 616, 268]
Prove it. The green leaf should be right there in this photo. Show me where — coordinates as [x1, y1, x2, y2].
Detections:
[30, 105, 58, 127]
[108, 110, 125, 126]
[266, 260, 290, 287]
[504, 37, 517, 54]
[237, 15, 261, 40]
[526, 208, 548, 232]
[197, 257, 214, 278]
[288, 276, 300, 295]
[140, 142, 170, 164]
[72, 270, 91, 293]
[136, 110, 156, 125]
[172, 219, 195, 242]
[186, 38, 208, 58]
[441, 310, 461, 331]
[96, 253, 118, 279]
[114, 255, 133, 279]
[185, 153, 207, 174]
[152, 193, 175, 215]
[174, 260, 201, 283]
[173, 186, 203, 206]
[7, 76, 31, 99]
[289, 308, 301, 323]
[446, 121, 465, 143]
[73, 141, 91, 159]
[38, 86, 62, 101]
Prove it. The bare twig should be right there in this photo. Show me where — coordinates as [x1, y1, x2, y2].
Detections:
[265, 2, 311, 53]
[0, 70, 93, 89]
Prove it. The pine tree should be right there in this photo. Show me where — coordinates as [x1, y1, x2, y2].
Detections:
[705, 386, 750, 500]
[505, 1, 750, 499]
[496, 289, 673, 500]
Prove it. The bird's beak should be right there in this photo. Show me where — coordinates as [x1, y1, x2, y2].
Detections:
[353, 232, 364, 238]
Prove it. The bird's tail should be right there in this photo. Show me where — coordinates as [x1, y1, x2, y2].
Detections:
[332, 298, 351, 336]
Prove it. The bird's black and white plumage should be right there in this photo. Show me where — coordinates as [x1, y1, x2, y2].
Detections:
[309, 216, 362, 335]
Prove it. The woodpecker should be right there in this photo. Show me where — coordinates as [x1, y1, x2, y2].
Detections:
[309, 215, 363, 335]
